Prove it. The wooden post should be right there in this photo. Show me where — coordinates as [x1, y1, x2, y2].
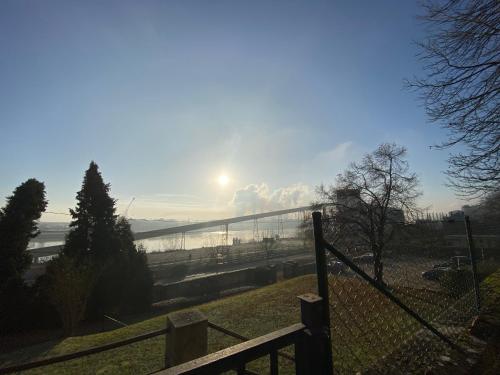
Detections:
[165, 310, 208, 368]
[296, 293, 333, 375]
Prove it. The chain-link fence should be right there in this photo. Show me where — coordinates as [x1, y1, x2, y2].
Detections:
[320, 213, 499, 374]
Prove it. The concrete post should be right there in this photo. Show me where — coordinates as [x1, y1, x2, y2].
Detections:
[165, 310, 208, 368]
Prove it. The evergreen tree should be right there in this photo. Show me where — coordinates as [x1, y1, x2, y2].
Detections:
[60, 162, 152, 320]
[0, 179, 47, 287]
[0, 179, 47, 332]
[115, 216, 137, 256]
[64, 161, 118, 261]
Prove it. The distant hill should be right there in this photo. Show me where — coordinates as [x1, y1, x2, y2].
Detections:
[31, 219, 194, 246]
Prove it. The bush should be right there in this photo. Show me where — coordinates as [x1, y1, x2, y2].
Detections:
[0, 277, 61, 334]
[0, 279, 33, 334]
[45, 255, 95, 335]
[86, 250, 153, 318]
[121, 250, 153, 314]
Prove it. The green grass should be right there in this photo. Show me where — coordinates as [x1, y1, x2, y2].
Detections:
[470, 268, 500, 375]
[476, 264, 500, 337]
[482, 266, 500, 304]
[0, 273, 473, 375]
[0, 276, 318, 374]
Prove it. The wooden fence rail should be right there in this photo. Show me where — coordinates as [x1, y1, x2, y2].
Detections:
[0, 300, 331, 375]
[157, 323, 305, 375]
[0, 328, 167, 375]
[155, 293, 332, 375]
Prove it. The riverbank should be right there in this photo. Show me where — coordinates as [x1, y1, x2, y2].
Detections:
[23, 237, 312, 285]
[147, 237, 311, 282]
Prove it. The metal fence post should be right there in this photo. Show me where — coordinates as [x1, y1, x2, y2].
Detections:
[296, 294, 332, 375]
[312, 211, 334, 374]
[464, 216, 481, 312]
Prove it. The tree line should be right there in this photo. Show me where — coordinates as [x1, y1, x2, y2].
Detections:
[0, 162, 152, 336]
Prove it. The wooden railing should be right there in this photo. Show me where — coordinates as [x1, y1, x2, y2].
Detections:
[0, 328, 167, 374]
[159, 323, 305, 375]
[0, 294, 332, 375]
[156, 293, 332, 375]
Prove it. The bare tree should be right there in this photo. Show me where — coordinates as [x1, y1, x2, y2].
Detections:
[318, 143, 421, 284]
[408, 0, 499, 197]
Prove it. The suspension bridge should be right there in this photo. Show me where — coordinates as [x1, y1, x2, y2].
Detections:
[29, 205, 321, 261]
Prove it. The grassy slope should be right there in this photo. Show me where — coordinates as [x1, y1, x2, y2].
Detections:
[480, 267, 500, 320]
[0, 276, 318, 374]
[0, 272, 475, 375]
[471, 269, 500, 375]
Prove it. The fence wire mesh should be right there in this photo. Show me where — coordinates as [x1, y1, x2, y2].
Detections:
[323, 216, 499, 374]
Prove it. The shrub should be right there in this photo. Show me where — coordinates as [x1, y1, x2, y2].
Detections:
[45, 255, 95, 335]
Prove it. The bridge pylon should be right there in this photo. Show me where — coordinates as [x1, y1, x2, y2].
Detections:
[253, 218, 259, 241]
[181, 232, 185, 250]
[277, 215, 284, 239]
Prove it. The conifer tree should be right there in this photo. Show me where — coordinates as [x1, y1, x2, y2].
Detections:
[0, 179, 47, 332]
[64, 161, 118, 261]
[58, 162, 152, 319]
[0, 179, 47, 287]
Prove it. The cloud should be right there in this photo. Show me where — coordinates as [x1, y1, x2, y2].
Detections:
[230, 183, 312, 215]
[269, 184, 311, 208]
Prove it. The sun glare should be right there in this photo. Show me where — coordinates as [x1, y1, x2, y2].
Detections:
[218, 174, 229, 187]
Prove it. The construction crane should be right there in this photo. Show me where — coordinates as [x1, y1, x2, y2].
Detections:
[123, 197, 135, 218]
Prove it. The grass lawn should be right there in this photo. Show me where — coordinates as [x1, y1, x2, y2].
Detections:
[470, 268, 500, 374]
[0, 276, 318, 375]
[0, 273, 475, 375]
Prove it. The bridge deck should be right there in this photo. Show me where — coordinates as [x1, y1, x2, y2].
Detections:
[133, 206, 311, 240]
[29, 205, 317, 258]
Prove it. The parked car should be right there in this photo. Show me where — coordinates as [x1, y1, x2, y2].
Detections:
[422, 267, 451, 281]
[432, 256, 471, 270]
[433, 261, 451, 269]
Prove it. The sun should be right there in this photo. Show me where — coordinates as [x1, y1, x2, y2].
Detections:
[217, 174, 229, 187]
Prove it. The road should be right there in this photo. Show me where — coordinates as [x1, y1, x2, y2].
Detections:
[157, 252, 316, 285]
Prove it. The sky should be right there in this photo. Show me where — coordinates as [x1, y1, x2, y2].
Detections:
[0, 0, 467, 221]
